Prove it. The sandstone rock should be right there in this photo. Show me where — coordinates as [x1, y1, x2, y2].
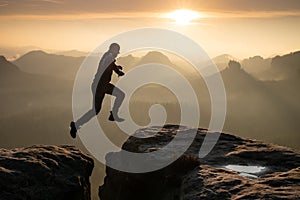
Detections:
[99, 125, 300, 200]
[0, 145, 94, 200]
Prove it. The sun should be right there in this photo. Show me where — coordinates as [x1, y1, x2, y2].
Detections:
[164, 9, 202, 25]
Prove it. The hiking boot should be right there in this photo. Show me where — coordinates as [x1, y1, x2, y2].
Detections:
[70, 121, 77, 138]
[108, 111, 124, 122]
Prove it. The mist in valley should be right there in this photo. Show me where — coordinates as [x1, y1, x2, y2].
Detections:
[0, 49, 299, 199]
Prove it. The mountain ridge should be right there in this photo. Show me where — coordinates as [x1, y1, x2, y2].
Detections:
[0, 55, 20, 73]
[13, 50, 85, 80]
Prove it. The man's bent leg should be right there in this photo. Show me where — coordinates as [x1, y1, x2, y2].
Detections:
[112, 87, 125, 114]
[106, 83, 125, 122]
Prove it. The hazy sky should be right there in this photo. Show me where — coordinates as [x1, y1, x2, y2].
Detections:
[1, 0, 300, 58]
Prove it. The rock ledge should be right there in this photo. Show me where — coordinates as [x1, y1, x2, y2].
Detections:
[99, 125, 300, 200]
[0, 145, 94, 200]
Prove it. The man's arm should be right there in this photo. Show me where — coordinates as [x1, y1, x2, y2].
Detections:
[112, 61, 125, 76]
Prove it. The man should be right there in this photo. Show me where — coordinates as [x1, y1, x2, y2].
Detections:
[70, 43, 125, 138]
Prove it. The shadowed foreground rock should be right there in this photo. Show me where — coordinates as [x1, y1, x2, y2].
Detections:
[0, 145, 94, 200]
[99, 125, 300, 200]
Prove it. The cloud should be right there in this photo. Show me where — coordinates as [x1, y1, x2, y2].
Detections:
[39, 0, 63, 4]
[0, 0, 8, 7]
[0, 12, 161, 21]
[0, 0, 299, 16]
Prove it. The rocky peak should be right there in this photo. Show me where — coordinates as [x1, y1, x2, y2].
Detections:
[99, 125, 300, 200]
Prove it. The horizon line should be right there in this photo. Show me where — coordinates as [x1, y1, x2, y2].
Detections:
[0, 10, 300, 20]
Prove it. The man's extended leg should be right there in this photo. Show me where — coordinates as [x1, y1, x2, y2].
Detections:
[70, 87, 106, 138]
[94, 87, 106, 115]
[106, 83, 125, 122]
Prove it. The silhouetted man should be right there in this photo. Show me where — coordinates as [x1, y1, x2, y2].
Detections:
[70, 43, 125, 138]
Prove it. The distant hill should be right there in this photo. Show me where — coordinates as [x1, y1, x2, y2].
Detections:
[237, 51, 300, 80]
[116, 54, 139, 68]
[0, 46, 42, 61]
[137, 51, 174, 66]
[55, 50, 90, 57]
[271, 51, 300, 79]
[217, 60, 300, 147]
[212, 54, 239, 71]
[13, 50, 85, 80]
[115, 51, 195, 85]
[0, 55, 75, 149]
[213, 54, 238, 64]
[117, 51, 197, 78]
[0, 55, 19, 74]
[0, 56, 73, 118]
[13, 50, 179, 81]
[118, 51, 178, 71]
[241, 56, 272, 79]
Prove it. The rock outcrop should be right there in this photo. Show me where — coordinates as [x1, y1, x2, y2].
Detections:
[0, 145, 94, 200]
[99, 125, 300, 200]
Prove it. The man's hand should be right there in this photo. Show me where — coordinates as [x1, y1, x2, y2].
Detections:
[117, 65, 123, 70]
[118, 71, 125, 77]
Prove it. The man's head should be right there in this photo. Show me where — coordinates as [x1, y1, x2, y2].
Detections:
[109, 43, 120, 56]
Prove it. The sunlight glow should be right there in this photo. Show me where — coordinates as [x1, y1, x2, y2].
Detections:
[164, 9, 202, 25]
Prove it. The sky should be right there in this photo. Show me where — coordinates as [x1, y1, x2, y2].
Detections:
[0, 0, 300, 58]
